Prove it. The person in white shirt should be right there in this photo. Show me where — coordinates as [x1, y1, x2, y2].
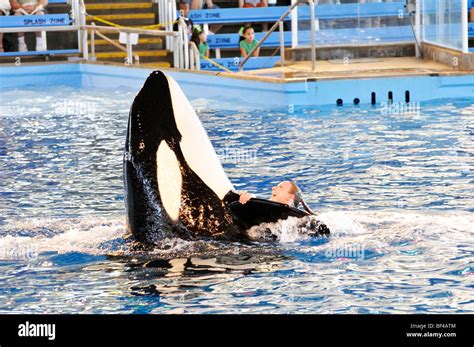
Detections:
[10, 0, 48, 52]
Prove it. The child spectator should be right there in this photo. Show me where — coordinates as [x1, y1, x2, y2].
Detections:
[0, 0, 11, 52]
[190, 27, 209, 58]
[10, 0, 48, 52]
[239, 25, 259, 58]
[174, 2, 193, 35]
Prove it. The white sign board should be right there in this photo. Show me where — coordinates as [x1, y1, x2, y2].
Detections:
[119, 33, 139, 45]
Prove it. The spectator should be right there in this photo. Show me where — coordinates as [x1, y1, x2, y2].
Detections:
[239, 25, 259, 58]
[10, 0, 48, 52]
[188, 0, 221, 34]
[0, 0, 11, 52]
[190, 27, 209, 58]
[190, 0, 218, 10]
[174, 2, 193, 35]
[239, 0, 267, 8]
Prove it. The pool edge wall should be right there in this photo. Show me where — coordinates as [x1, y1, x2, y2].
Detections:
[1, 62, 473, 108]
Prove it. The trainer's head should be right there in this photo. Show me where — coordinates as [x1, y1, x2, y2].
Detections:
[270, 181, 301, 207]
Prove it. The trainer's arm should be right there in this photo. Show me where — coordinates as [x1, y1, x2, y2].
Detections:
[239, 192, 254, 204]
[222, 190, 256, 206]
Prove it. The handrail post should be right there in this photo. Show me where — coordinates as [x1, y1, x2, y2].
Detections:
[309, 0, 316, 72]
[291, 0, 298, 48]
[90, 22, 96, 61]
[195, 46, 200, 70]
[179, 17, 189, 69]
[314, 0, 319, 31]
[173, 35, 179, 68]
[158, 0, 163, 33]
[72, 0, 82, 54]
[83, 28, 89, 60]
[126, 33, 133, 65]
[415, 0, 421, 58]
[461, 0, 468, 53]
[167, 0, 176, 51]
[279, 21, 285, 66]
[79, 0, 88, 60]
[177, 23, 183, 68]
[190, 41, 201, 70]
[40, 30, 47, 51]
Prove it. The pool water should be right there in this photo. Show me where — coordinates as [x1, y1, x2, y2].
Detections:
[0, 87, 473, 314]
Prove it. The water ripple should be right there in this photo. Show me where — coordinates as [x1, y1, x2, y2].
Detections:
[0, 88, 473, 313]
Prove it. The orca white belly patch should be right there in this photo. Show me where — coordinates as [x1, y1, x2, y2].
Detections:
[156, 140, 182, 222]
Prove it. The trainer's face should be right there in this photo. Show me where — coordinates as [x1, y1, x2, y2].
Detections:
[270, 181, 294, 205]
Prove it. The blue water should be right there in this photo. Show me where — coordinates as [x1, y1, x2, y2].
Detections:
[0, 87, 473, 314]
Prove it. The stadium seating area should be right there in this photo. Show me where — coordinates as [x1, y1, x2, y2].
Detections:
[0, 0, 472, 69]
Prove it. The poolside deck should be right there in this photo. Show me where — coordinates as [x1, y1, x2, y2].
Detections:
[226, 57, 470, 83]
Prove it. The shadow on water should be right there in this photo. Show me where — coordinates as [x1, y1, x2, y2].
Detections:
[115, 251, 289, 298]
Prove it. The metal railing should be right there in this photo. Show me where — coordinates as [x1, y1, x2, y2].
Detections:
[0, 0, 180, 66]
[80, 0, 178, 65]
[157, 0, 177, 51]
[239, 0, 316, 71]
[174, 16, 200, 70]
[188, 41, 201, 71]
[83, 24, 178, 65]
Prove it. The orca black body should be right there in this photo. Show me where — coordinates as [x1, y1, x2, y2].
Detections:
[124, 71, 241, 243]
[124, 71, 329, 245]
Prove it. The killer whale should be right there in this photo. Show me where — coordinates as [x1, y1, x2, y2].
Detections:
[124, 70, 242, 243]
[124, 71, 329, 244]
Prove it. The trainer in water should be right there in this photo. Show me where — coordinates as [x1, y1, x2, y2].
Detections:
[237, 181, 316, 214]
[123, 70, 329, 245]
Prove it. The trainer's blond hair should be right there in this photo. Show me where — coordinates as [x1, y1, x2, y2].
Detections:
[288, 181, 316, 215]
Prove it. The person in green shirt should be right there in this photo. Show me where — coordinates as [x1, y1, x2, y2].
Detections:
[190, 27, 209, 58]
[239, 25, 260, 58]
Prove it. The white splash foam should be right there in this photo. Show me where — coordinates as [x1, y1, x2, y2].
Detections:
[303, 210, 474, 260]
[0, 216, 125, 260]
[247, 216, 326, 243]
[0, 210, 472, 260]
